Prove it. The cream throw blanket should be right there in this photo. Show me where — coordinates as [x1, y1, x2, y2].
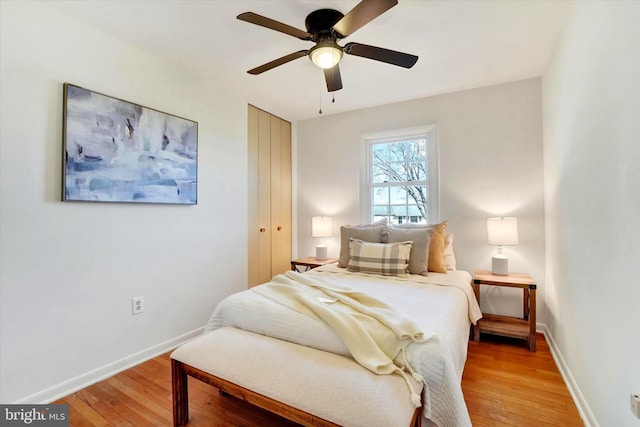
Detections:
[252, 271, 432, 407]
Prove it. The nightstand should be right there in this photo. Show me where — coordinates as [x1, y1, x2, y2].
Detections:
[290, 257, 338, 272]
[472, 270, 537, 351]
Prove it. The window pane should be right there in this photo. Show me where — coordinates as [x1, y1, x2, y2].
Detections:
[389, 161, 407, 182]
[406, 185, 427, 207]
[405, 160, 426, 181]
[372, 144, 388, 163]
[372, 187, 388, 205]
[412, 139, 427, 156]
[372, 164, 388, 183]
[373, 205, 390, 216]
[407, 205, 422, 217]
[388, 142, 405, 162]
[390, 205, 407, 217]
[389, 186, 407, 204]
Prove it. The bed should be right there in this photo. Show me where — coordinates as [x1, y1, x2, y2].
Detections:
[171, 222, 482, 427]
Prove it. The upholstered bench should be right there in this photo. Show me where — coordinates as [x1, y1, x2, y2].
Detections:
[171, 327, 423, 427]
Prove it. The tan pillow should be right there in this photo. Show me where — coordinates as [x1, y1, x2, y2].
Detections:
[338, 225, 386, 267]
[347, 239, 412, 278]
[393, 220, 448, 273]
[386, 227, 432, 276]
[444, 233, 456, 271]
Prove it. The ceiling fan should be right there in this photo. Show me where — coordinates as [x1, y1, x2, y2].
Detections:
[237, 0, 418, 92]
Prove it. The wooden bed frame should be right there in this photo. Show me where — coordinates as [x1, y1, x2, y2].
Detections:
[171, 358, 423, 427]
[169, 265, 481, 427]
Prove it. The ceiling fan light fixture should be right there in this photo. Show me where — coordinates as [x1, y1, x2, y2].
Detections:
[239, 1, 418, 92]
[309, 41, 343, 69]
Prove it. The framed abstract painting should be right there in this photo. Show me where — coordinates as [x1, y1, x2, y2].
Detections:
[62, 83, 198, 204]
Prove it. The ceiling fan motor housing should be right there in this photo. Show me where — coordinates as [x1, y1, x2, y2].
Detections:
[305, 9, 345, 39]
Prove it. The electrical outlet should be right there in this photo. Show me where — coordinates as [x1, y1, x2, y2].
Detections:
[132, 296, 144, 315]
[632, 393, 640, 419]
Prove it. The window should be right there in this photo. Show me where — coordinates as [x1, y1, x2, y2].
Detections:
[362, 125, 438, 225]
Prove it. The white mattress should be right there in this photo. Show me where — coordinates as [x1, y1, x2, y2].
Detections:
[204, 265, 480, 427]
[172, 327, 423, 427]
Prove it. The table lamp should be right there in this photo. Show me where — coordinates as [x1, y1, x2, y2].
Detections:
[312, 216, 332, 260]
[487, 217, 519, 275]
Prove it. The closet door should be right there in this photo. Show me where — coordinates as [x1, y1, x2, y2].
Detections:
[247, 105, 291, 287]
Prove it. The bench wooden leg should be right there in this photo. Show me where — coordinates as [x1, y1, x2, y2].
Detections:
[172, 359, 189, 426]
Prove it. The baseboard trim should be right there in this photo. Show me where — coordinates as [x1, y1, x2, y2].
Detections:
[537, 323, 599, 427]
[14, 326, 205, 404]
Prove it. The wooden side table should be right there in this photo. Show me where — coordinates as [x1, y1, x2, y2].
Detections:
[290, 257, 338, 272]
[472, 270, 537, 351]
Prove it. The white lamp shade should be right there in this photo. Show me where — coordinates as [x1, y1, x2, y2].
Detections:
[487, 217, 519, 246]
[312, 216, 333, 238]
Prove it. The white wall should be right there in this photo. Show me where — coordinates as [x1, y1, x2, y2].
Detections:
[0, 2, 250, 403]
[542, 2, 640, 426]
[296, 78, 546, 320]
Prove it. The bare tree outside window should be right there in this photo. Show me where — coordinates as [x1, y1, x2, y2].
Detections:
[370, 138, 429, 224]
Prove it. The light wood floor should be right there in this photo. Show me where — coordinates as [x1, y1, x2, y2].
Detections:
[55, 332, 583, 426]
[463, 334, 583, 426]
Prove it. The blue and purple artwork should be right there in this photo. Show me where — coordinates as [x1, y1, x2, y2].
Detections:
[63, 84, 198, 204]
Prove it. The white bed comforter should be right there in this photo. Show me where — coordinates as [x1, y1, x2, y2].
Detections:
[204, 265, 482, 427]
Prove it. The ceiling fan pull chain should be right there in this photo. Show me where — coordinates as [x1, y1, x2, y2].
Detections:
[332, 93, 335, 103]
[319, 71, 323, 114]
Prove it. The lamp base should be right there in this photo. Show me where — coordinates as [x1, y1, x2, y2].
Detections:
[491, 255, 508, 275]
[315, 245, 327, 260]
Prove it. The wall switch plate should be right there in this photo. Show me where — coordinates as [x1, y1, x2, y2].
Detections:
[632, 393, 640, 419]
[132, 296, 144, 315]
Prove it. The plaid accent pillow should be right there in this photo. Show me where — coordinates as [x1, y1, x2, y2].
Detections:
[347, 239, 413, 277]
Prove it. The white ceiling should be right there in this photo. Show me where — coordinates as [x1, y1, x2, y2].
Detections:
[47, 0, 573, 122]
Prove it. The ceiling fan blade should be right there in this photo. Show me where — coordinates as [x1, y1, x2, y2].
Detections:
[324, 64, 343, 92]
[332, 0, 398, 38]
[247, 50, 309, 75]
[237, 12, 314, 41]
[344, 42, 418, 68]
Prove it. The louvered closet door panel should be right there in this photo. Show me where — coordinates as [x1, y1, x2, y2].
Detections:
[247, 105, 260, 287]
[269, 116, 291, 276]
[279, 119, 292, 273]
[269, 116, 282, 275]
[257, 109, 272, 285]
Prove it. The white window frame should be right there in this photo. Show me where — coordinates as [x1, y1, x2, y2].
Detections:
[360, 125, 439, 224]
